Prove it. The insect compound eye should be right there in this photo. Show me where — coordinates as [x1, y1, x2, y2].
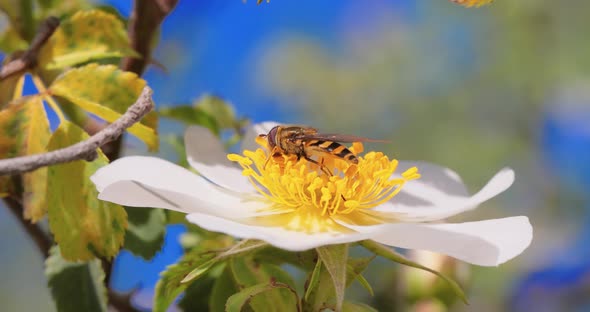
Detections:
[268, 126, 279, 148]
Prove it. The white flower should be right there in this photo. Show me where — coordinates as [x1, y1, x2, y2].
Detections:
[91, 122, 532, 266]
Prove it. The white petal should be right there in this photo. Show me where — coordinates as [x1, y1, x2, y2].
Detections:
[381, 165, 515, 221]
[368, 216, 532, 266]
[185, 125, 254, 192]
[398, 161, 469, 197]
[186, 212, 373, 251]
[91, 156, 264, 217]
[240, 121, 279, 152]
[97, 180, 200, 213]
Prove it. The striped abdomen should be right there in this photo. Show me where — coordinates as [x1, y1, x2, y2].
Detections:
[305, 140, 359, 164]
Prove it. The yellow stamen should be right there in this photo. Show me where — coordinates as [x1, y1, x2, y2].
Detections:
[451, 0, 493, 8]
[228, 140, 420, 232]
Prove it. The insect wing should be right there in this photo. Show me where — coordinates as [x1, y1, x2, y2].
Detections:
[296, 133, 389, 143]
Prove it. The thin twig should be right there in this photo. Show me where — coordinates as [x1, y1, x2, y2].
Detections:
[0, 16, 60, 81]
[100, 3, 177, 310]
[0, 87, 154, 176]
[108, 289, 138, 312]
[101, 0, 178, 163]
[120, 0, 179, 76]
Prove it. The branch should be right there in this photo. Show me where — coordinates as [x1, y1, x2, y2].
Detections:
[0, 87, 154, 176]
[120, 0, 179, 75]
[108, 289, 139, 312]
[99, 0, 176, 162]
[0, 16, 60, 81]
[4, 195, 51, 258]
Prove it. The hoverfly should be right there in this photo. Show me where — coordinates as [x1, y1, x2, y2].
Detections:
[259, 125, 386, 175]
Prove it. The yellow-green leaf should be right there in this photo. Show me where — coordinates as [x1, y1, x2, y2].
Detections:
[36, 0, 90, 13]
[49, 64, 158, 150]
[0, 72, 24, 108]
[0, 96, 51, 221]
[46, 121, 127, 260]
[450, 0, 493, 8]
[0, 25, 28, 54]
[0, 98, 24, 197]
[0, 100, 25, 159]
[0, 0, 34, 41]
[38, 9, 139, 70]
[22, 97, 51, 221]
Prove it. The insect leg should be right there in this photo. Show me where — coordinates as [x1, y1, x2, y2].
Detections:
[264, 147, 281, 169]
[304, 155, 332, 176]
[320, 156, 347, 201]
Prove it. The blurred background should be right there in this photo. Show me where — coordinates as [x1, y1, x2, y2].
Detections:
[2, 0, 590, 311]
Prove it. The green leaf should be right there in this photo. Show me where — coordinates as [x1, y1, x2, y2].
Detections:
[159, 105, 220, 135]
[352, 273, 373, 297]
[178, 274, 217, 312]
[253, 247, 316, 270]
[346, 256, 375, 296]
[342, 301, 379, 312]
[316, 244, 349, 312]
[226, 281, 298, 312]
[162, 134, 189, 168]
[154, 254, 217, 312]
[153, 238, 234, 312]
[194, 94, 237, 129]
[45, 245, 108, 312]
[38, 9, 139, 70]
[209, 266, 239, 312]
[229, 257, 298, 312]
[360, 240, 468, 304]
[303, 255, 375, 311]
[182, 239, 268, 283]
[0, 96, 51, 221]
[304, 258, 322, 302]
[46, 121, 127, 260]
[49, 64, 158, 151]
[123, 206, 166, 260]
[304, 248, 370, 311]
[302, 258, 335, 311]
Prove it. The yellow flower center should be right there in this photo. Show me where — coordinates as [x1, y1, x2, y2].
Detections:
[451, 0, 493, 8]
[227, 137, 420, 232]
